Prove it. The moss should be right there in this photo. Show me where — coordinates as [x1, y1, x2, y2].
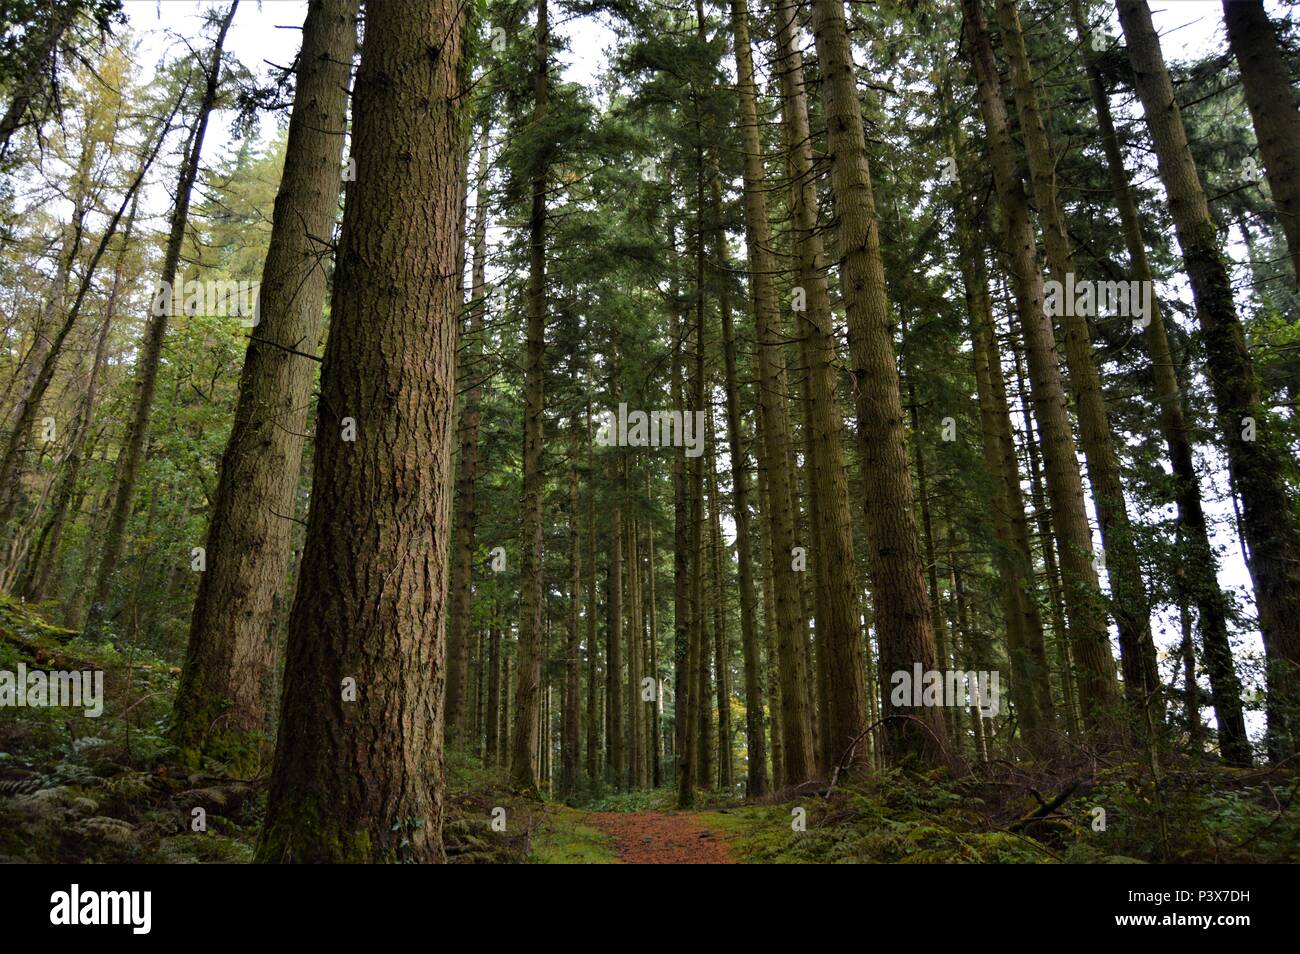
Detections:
[254, 798, 379, 863]
[167, 668, 269, 776]
[529, 805, 620, 864]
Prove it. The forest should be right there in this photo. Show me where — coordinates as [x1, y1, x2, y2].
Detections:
[0, 0, 1297, 869]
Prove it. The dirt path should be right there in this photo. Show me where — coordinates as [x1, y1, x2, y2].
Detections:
[588, 811, 734, 864]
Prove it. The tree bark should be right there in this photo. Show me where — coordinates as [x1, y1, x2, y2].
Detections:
[1223, 0, 1300, 284]
[606, 458, 625, 787]
[710, 149, 768, 797]
[446, 117, 491, 744]
[509, 0, 550, 794]
[626, 503, 644, 789]
[255, 0, 467, 863]
[561, 414, 582, 795]
[586, 403, 601, 782]
[773, 0, 871, 771]
[809, 0, 949, 765]
[170, 0, 356, 763]
[727, 0, 814, 787]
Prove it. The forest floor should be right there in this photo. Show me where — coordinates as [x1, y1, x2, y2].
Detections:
[586, 810, 734, 863]
[3, 595, 1299, 864]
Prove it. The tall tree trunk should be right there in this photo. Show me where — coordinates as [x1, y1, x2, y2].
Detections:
[626, 503, 644, 789]
[996, 0, 1160, 728]
[955, 181, 1051, 747]
[254, 0, 467, 863]
[690, 210, 711, 793]
[755, 404, 785, 788]
[710, 153, 768, 796]
[586, 403, 601, 782]
[1222, 0, 1300, 284]
[561, 414, 582, 795]
[727, 0, 813, 786]
[501, 651, 511, 766]
[948, 532, 988, 762]
[707, 425, 733, 790]
[85, 1, 238, 635]
[1071, 0, 1249, 764]
[486, 614, 501, 767]
[447, 118, 491, 744]
[509, 0, 550, 794]
[1010, 332, 1078, 735]
[645, 499, 662, 787]
[671, 272, 695, 801]
[773, 0, 870, 772]
[809, 0, 947, 765]
[962, 0, 1120, 732]
[170, 0, 356, 762]
[1117, 0, 1300, 759]
[606, 462, 625, 787]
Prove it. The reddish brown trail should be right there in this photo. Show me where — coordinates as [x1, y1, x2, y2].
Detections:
[588, 811, 735, 864]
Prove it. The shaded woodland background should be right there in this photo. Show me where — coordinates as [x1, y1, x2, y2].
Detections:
[0, 0, 1298, 864]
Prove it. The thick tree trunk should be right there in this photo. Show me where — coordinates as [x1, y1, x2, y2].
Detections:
[606, 466, 625, 787]
[1117, 0, 1300, 759]
[690, 205, 711, 794]
[645, 504, 662, 787]
[486, 615, 501, 767]
[754, 406, 785, 788]
[254, 0, 467, 863]
[170, 0, 356, 763]
[501, 652, 511, 765]
[509, 0, 549, 794]
[671, 279, 695, 801]
[1223, 0, 1300, 284]
[707, 428, 733, 790]
[809, 0, 947, 765]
